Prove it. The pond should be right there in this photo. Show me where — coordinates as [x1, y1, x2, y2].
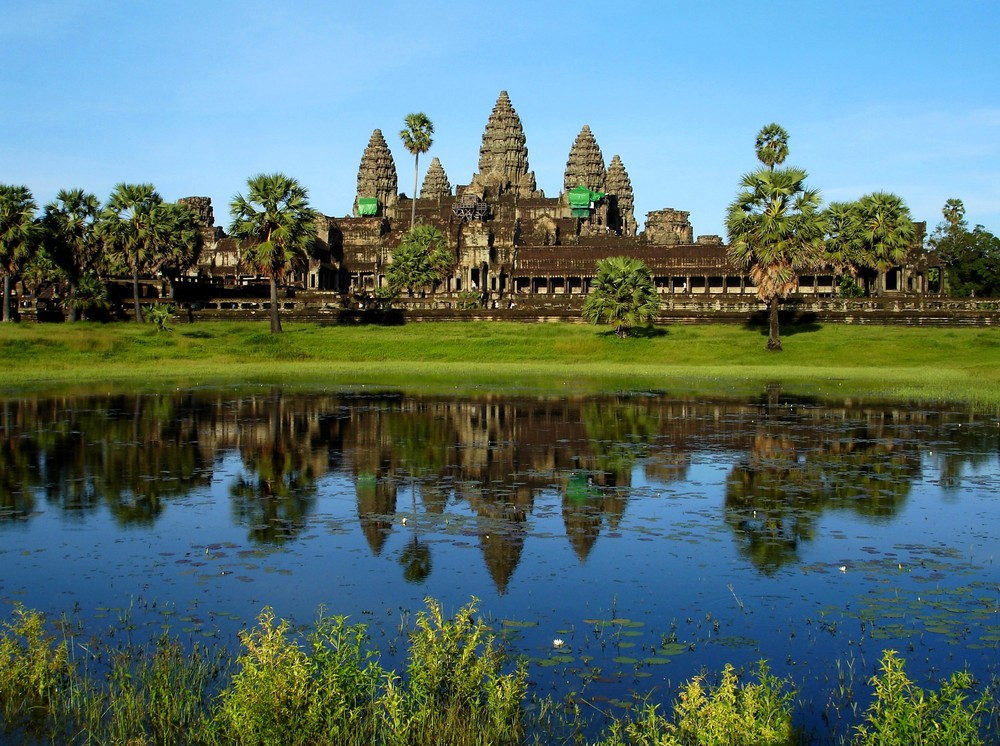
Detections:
[2, 387, 998, 740]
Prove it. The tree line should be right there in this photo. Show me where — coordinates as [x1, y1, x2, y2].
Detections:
[2, 119, 997, 342]
[0, 173, 320, 333]
[584, 123, 999, 348]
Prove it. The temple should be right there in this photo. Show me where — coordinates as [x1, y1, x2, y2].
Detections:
[184, 91, 941, 313]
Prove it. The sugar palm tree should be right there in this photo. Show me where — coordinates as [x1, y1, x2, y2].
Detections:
[582, 255, 660, 338]
[97, 183, 164, 323]
[755, 123, 789, 171]
[229, 173, 319, 333]
[853, 192, 916, 296]
[42, 188, 101, 321]
[0, 185, 39, 322]
[385, 224, 453, 297]
[400, 113, 434, 228]
[727, 167, 826, 351]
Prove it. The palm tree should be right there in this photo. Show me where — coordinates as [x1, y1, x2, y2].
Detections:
[96, 183, 164, 323]
[582, 256, 660, 338]
[42, 189, 100, 321]
[154, 202, 202, 294]
[229, 173, 319, 333]
[385, 224, 453, 297]
[755, 123, 789, 171]
[0, 185, 39, 322]
[823, 200, 867, 293]
[727, 167, 826, 351]
[399, 113, 434, 229]
[853, 192, 916, 296]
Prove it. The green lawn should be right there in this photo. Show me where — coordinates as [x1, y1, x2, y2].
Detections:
[2, 320, 999, 407]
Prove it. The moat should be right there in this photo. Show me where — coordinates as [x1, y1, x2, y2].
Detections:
[2, 389, 998, 739]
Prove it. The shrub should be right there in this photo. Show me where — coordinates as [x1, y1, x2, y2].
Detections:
[147, 303, 175, 332]
[0, 605, 71, 736]
[594, 661, 796, 746]
[852, 649, 990, 746]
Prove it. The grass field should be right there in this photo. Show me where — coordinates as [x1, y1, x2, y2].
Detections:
[2, 320, 999, 407]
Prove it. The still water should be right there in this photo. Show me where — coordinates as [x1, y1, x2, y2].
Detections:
[2, 388, 998, 737]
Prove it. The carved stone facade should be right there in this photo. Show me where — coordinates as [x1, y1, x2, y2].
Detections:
[419, 157, 451, 200]
[354, 129, 398, 217]
[184, 90, 939, 305]
[605, 155, 637, 237]
[468, 91, 539, 200]
[564, 125, 606, 193]
[644, 209, 695, 246]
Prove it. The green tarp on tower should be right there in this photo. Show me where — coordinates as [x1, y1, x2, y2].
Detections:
[568, 184, 604, 217]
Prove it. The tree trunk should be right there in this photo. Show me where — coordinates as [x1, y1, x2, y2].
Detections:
[411, 154, 419, 229]
[767, 295, 782, 351]
[68, 280, 79, 322]
[269, 275, 282, 333]
[2, 275, 11, 322]
[132, 271, 144, 323]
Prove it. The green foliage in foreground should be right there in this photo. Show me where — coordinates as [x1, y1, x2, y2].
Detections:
[3, 321, 1000, 408]
[1, 604, 995, 745]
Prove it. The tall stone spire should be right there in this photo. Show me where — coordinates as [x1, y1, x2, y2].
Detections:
[564, 125, 606, 193]
[419, 156, 451, 200]
[354, 129, 398, 216]
[605, 154, 637, 236]
[469, 91, 538, 199]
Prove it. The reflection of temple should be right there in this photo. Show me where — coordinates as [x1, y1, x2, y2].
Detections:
[181, 91, 940, 308]
[5, 392, 989, 589]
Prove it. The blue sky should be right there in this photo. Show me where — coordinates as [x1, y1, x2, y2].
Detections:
[3, 0, 998, 240]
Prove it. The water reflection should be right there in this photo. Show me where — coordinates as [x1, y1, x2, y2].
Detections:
[1, 389, 997, 594]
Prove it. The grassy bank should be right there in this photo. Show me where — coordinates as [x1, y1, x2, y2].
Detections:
[2, 321, 1000, 406]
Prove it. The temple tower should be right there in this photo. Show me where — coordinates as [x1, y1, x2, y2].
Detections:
[420, 156, 451, 200]
[563, 125, 606, 193]
[354, 129, 398, 217]
[605, 154, 637, 236]
[469, 91, 538, 199]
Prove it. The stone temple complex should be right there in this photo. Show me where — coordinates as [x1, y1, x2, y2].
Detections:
[185, 91, 940, 313]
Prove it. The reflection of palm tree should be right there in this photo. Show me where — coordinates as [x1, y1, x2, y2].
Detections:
[724, 420, 921, 573]
[231, 391, 318, 544]
[398, 472, 432, 584]
[400, 536, 431, 583]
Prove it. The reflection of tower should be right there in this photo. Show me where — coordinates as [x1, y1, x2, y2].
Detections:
[473, 489, 527, 595]
[562, 472, 603, 562]
[356, 472, 397, 556]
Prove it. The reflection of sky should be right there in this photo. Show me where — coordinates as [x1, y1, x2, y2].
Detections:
[3, 418, 999, 741]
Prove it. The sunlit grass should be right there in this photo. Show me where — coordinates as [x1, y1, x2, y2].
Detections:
[3, 321, 1000, 407]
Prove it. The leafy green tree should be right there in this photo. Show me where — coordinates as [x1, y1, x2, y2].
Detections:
[400, 112, 434, 228]
[0, 185, 39, 322]
[229, 173, 320, 333]
[928, 198, 1000, 297]
[582, 255, 660, 338]
[727, 167, 826, 350]
[385, 224, 453, 297]
[852, 192, 916, 296]
[42, 189, 101, 321]
[754, 122, 789, 171]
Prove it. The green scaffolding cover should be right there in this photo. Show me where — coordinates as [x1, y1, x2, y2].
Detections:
[567, 185, 605, 210]
[358, 197, 378, 216]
